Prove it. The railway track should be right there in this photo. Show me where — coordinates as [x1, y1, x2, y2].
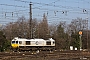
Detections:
[0, 50, 90, 60]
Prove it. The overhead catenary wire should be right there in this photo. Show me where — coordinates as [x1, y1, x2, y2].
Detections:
[0, 4, 29, 8]
[7, 0, 90, 16]
[12, 0, 90, 11]
[0, 0, 90, 25]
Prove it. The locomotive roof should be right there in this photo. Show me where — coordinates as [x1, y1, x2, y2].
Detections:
[12, 37, 55, 41]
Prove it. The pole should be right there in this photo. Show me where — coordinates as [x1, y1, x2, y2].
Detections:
[29, 2, 32, 38]
[79, 35, 82, 50]
[86, 20, 88, 50]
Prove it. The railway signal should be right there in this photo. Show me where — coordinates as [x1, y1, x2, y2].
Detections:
[79, 31, 82, 35]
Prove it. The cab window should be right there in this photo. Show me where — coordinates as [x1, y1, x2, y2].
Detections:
[53, 41, 55, 44]
[46, 41, 51, 45]
[12, 41, 15, 43]
[19, 41, 22, 44]
[16, 41, 18, 44]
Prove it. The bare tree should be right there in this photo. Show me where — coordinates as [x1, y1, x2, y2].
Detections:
[38, 13, 49, 39]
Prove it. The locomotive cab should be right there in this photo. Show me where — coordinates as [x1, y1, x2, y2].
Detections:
[11, 37, 19, 48]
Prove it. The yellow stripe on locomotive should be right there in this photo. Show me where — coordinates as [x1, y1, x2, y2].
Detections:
[11, 44, 19, 48]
